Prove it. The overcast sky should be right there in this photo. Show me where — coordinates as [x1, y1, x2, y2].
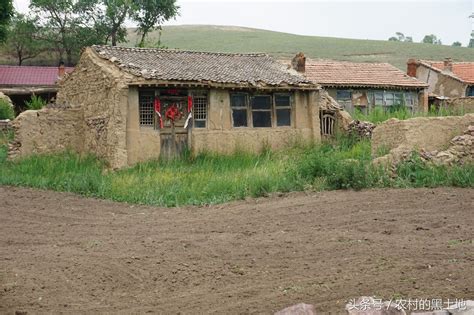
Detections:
[13, 0, 474, 46]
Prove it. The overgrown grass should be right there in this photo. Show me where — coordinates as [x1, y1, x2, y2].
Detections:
[353, 106, 466, 124]
[1, 133, 472, 207]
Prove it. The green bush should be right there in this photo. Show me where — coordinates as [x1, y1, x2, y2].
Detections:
[0, 99, 15, 120]
[25, 95, 47, 110]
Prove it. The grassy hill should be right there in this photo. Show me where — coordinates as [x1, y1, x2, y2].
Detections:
[127, 25, 474, 70]
[2, 25, 473, 69]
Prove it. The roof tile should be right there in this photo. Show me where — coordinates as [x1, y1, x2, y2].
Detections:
[92, 45, 312, 87]
[422, 61, 474, 84]
[304, 60, 427, 88]
[0, 66, 74, 86]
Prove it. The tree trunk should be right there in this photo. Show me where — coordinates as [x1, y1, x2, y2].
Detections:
[111, 30, 117, 46]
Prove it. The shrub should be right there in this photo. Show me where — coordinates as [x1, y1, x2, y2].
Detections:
[25, 95, 47, 110]
[0, 99, 15, 120]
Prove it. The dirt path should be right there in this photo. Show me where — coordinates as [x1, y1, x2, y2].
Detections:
[0, 186, 473, 314]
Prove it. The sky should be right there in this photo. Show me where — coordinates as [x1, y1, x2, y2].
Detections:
[13, 0, 474, 46]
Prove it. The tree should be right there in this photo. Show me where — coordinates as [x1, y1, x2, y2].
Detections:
[469, 31, 474, 48]
[387, 32, 413, 43]
[133, 0, 179, 47]
[4, 13, 45, 65]
[101, 0, 135, 46]
[0, 0, 13, 42]
[452, 41, 462, 47]
[422, 34, 442, 45]
[29, 0, 108, 65]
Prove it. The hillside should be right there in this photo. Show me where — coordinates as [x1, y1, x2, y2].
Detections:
[127, 25, 474, 70]
[2, 25, 473, 69]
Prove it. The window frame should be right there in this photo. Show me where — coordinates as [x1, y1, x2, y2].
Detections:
[138, 89, 156, 127]
[191, 90, 209, 129]
[229, 92, 293, 128]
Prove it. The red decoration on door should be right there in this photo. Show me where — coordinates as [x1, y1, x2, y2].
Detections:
[165, 103, 180, 122]
[154, 97, 163, 129]
[187, 96, 193, 112]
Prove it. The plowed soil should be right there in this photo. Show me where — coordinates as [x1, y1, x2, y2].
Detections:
[1, 186, 473, 314]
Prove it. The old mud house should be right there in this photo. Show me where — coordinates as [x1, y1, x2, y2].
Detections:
[10, 46, 325, 168]
[407, 58, 474, 112]
[289, 54, 429, 113]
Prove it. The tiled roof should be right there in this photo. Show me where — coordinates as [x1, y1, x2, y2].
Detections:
[420, 61, 474, 84]
[0, 66, 74, 86]
[92, 45, 312, 87]
[304, 60, 428, 88]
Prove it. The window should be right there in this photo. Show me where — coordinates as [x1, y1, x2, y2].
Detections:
[374, 92, 384, 106]
[336, 90, 352, 109]
[394, 93, 404, 106]
[275, 94, 291, 126]
[193, 92, 208, 128]
[231, 93, 248, 127]
[467, 86, 474, 97]
[230, 93, 292, 128]
[139, 90, 154, 126]
[405, 92, 415, 108]
[251, 95, 272, 127]
[385, 92, 395, 106]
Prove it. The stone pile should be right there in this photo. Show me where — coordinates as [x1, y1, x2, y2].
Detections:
[420, 125, 473, 166]
[348, 120, 376, 139]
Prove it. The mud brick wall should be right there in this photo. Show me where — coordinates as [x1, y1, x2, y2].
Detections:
[56, 49, 132, 168]
[446, 97, 474, 113]
[8, 108, 84, 159]
[372, 114, 474, 162]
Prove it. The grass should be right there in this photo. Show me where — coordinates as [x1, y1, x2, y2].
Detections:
[353, 106, 466, 124]
[1, 131, 472, 207]
[2, 25, 474, 69]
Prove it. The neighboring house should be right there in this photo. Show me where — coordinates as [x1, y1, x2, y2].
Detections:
[407, 58, 474, 98]
[288, 54, 429, 113]
[0, 65, 74, 110]
[10, 46, 323, 168]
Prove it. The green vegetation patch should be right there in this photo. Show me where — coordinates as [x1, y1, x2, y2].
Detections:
[0, 132, 472, 207]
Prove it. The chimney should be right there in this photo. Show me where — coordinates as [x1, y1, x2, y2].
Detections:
[58, 61, 65, 78]
[407, 58, 418, 77]
[291, 52, 306, 73]
[443, 57, 453, 72]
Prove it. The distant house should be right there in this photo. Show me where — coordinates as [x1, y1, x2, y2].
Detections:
[0, 65, 74, 110]
[10, 46, 325, 168]
[288, 54, 429, 113]
[407, 58, 474, 98]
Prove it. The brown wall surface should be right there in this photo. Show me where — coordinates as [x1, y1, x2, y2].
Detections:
[9, 108, 84, 159]
[446, 97, 474, 113]
[416, 66, 467, 98]
[57, 48, 133, 168]
[372, 114, 474, 161]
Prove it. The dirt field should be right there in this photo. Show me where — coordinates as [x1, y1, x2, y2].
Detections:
[1, 186, 473, 314]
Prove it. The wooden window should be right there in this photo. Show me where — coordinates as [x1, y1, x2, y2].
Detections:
[251, 95, 272, 127]
[374, 92, 384, 106]
[384, 92, 395, 106]
[275, 94, 291, 126]
[336, 90, 352, 110]
[138, 90, 154, 126]
[231, 92, 292, 128]
[404, 92, 415, 109]
[231, 93, 248, 127]
[192, 92, 208, 128]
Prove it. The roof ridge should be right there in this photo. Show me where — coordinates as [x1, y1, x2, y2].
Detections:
[306, 59, 392, 66]
[92, 45, 269, 58]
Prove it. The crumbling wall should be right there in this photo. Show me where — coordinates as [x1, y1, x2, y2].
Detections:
[372, 114, 474, 164]
[8, 108, 84, 159]
[445, 97, 474, 113]
[417, 66, 467, 98]
[56, 48, 133, 168]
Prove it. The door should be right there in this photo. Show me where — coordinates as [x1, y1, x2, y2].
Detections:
[157, 90, 191, 159]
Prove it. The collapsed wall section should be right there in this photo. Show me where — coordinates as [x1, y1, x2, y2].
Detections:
[8, 108, 84, 159]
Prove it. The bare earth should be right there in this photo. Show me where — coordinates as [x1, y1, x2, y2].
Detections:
[0, 186, 473, 314]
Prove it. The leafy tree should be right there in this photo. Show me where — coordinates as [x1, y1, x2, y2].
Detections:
[422, 34, 442, 45]
[29, 0, 108, 65]
[3, 13, 45, 65]
[101, 0, 135, 46]
[132, 0, 179, 47]
[452, 41, 462, 47]
[388, 32, 413, 43]
[0, 0, 13, 42]
[469, 32, 474, 48]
